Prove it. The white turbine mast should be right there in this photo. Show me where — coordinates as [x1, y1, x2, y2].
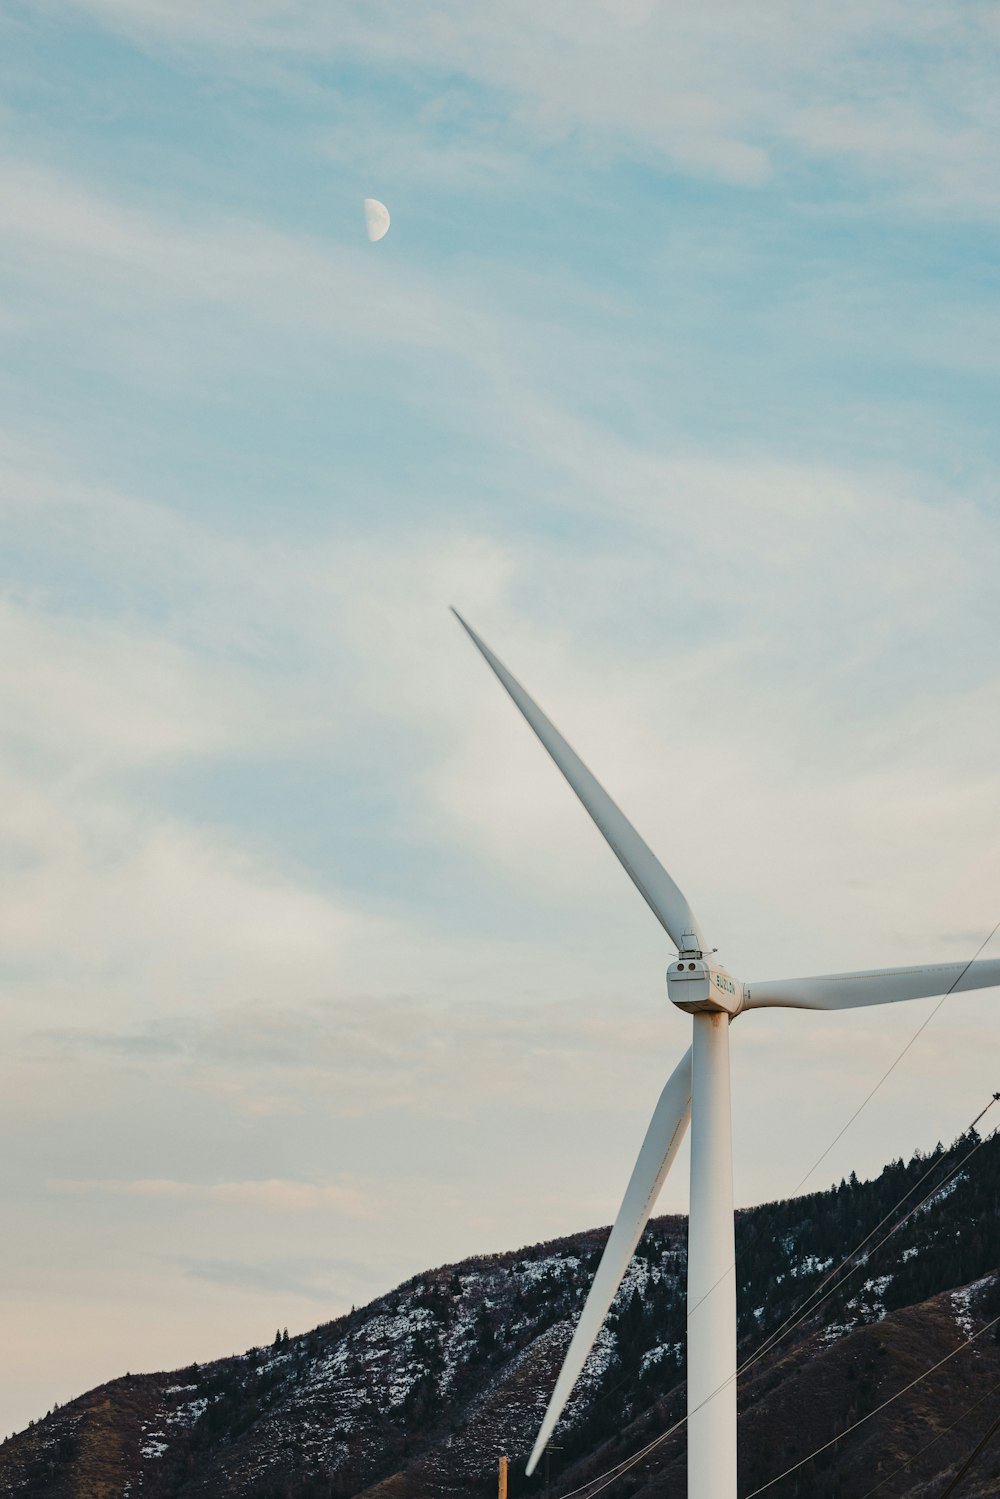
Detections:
[452, 610, 1000, 1499]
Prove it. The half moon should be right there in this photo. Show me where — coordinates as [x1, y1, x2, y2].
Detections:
[364, 198, 391, 242]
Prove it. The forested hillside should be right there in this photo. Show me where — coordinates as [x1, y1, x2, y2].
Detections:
[3, 1129, 1000, 1499]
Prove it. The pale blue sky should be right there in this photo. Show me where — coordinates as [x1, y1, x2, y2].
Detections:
[2, 0, 1000, 1438]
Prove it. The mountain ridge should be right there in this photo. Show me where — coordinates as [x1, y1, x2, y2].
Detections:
[4, 1130, 1000, 1498]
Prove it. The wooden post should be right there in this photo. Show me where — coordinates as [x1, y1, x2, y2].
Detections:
[498, 1454, 508, 1499]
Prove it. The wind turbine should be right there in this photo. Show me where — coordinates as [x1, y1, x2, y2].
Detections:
[452, 610, 1000, 1499]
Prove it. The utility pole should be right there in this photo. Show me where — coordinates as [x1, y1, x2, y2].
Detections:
[498, 1453, 508, 1499]
[543, 1442, 563, 1499]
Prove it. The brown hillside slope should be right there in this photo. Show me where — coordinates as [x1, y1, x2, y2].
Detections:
[4, 1148, 1000, 1499]
[3, 1278, 1000, 1498]
[546, 1282, 1000, 1499]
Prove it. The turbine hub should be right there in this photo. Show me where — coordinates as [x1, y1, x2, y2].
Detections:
[667, 958, 744, 1015]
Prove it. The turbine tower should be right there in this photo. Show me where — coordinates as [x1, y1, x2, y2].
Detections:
[453, 611, 1000, 1499]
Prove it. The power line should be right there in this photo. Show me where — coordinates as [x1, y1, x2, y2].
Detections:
[970, 1092, 1000, 1133]
[741, 1312, 1000, 1498]
[553, 1398, 690, 1499]
[792, 915, 1000, 1194]
[687, 918, 1000, 1327]
[936, 1401, 1000, 1499]
[857, 1373, 1000, 1498]
[685, 1090, 997, 1396]
[568, 1306, 1000, 1499]
[548, 919, 1000, 1498]
[743, 1120, 999, 1373]
[688, 1096, 998, 1331]
[551, 1098, 1000, 1499]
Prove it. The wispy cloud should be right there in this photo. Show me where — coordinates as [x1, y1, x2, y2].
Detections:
[48, 1175, 372, 1214]
[176, 1254, 368, 1304]
[3, 0, 1000, 1440]
[53, 0, 1000, 209]
[0, 154, 481, 353]
[3, 432, 999, 1023]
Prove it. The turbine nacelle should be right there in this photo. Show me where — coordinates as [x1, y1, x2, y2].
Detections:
[668, 958, 744, 1015]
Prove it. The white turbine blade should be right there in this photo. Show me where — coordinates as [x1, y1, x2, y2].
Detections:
[745, 958, 1000, 1011]
[451, 610, 705, 953]
[525, 1045, 692, 1476]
